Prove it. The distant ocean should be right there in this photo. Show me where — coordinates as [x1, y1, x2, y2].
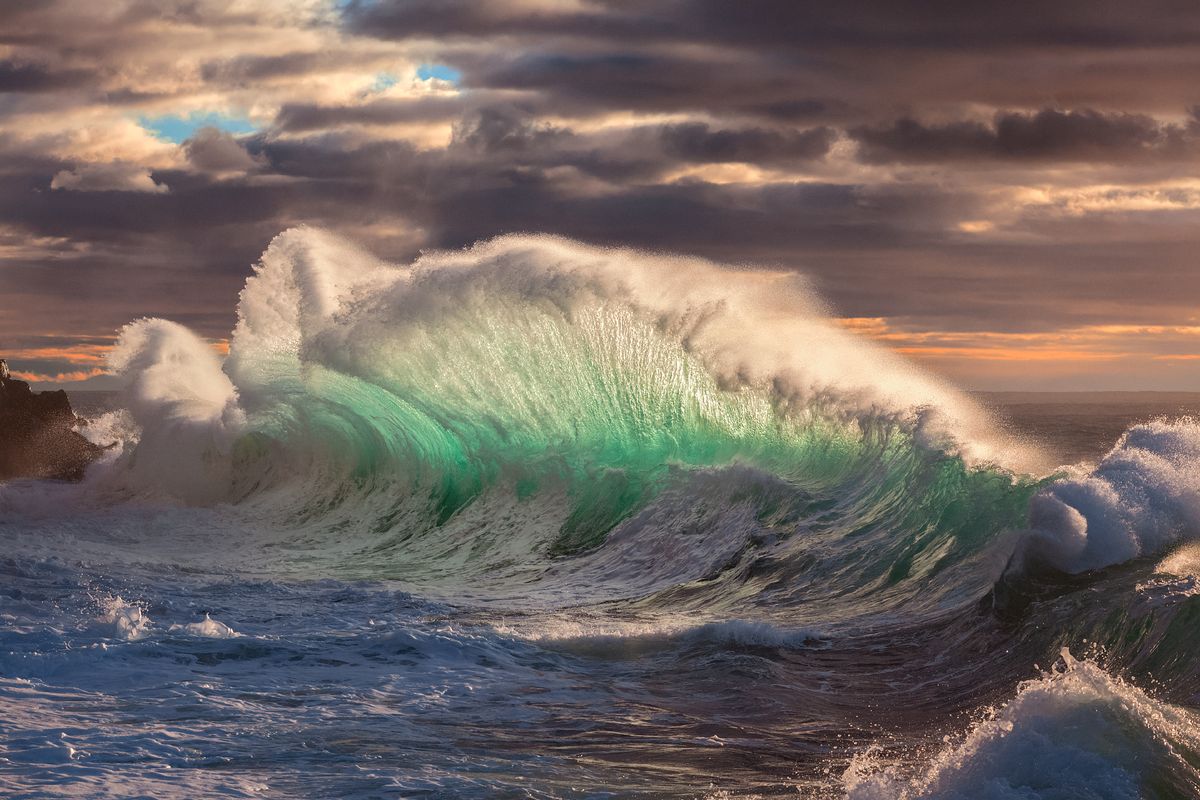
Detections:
[980, 390, 1200, 464]
[4, 231, 1200, 799]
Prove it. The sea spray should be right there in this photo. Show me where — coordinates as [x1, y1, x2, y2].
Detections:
[1021, 418, 1200, 573]
[844, 651, 1200, 800]
[105, 318, 244, 502]
[102, 229, 1039, 554]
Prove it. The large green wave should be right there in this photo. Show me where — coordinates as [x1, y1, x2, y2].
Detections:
[109, 229, 1045, 600]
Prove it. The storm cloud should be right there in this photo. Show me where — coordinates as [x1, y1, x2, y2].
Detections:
[852, 110, 1200, 163]
[2, 0, 1200, 389]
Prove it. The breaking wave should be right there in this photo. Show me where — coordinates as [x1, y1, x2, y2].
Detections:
[91, 229, 1200, 589]
[10, 228, 1200, 797]
[845, 651, 1200, 800]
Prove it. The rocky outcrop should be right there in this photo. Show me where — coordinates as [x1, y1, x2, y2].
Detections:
[0, 376, 104, 481]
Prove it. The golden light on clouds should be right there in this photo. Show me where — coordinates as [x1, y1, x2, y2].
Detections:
[838, 317, 1200, 387]
[3, 0, 1200, 390]
[11, 367, 109, 383]
[4, 337, 231, 385]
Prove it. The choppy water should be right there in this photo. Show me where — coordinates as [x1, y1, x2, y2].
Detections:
[5, 230, 1200, 799]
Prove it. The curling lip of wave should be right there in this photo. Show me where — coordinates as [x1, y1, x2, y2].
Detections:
[109, 226, 1038, 489]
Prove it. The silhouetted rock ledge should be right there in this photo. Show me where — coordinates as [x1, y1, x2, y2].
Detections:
[0, 376, 104, 481]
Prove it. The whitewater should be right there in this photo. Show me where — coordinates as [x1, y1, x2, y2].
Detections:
[4, 228, 1200, 798]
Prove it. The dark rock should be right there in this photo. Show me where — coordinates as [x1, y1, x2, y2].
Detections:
[0, 377, 105, 481]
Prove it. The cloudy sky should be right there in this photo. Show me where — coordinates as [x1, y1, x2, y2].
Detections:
[3, 0, 1200, 390]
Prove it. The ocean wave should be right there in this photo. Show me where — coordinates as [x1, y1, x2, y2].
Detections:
[86, 228, 1048, 593]
[11, 228, 1200, 798]
[844, 650, 1200, 800]
[492, 616, 824, 653]
[68, 229, 1200, 604]
[1020, 418, 1200, 573]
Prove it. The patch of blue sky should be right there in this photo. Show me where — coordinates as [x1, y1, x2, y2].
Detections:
[417, 64, 462, 84]
[140, 111, 257, 144]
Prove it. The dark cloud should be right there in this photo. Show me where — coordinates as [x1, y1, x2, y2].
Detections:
[344, 0, 1200, 49]
[3, 0, 1200, 388]
[341, 1, 1200, 120]
[853, 110, 1196, 164]
[341, 0, 652, 43]
[659, 0, 1200, 49]
[183, 127, 259, 172]
[275, 95, 486, 131]
[199, 50, 395, 85]
[0, 60, 91, 92]
[450, 105, 564, 153]
[466, 52, 831, 118]
[50, 162, 167, 193]
[658, 123, 834, 164]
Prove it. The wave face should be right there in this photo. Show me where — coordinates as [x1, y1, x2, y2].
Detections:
[4, 228, 1200, 798]
[98, 229, 1045, 598]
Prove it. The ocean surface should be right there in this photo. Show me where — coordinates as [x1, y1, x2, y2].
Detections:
[5, 230, 1200, 799]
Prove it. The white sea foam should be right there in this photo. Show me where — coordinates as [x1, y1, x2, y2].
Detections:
[169, 614, 240, 639]
[844, 650, 1200, 799]
[94, 597, 151, 641]
[105, 318, 246, 502]
[1022, 418, 1200, 573]
[77, 409, 135, 456]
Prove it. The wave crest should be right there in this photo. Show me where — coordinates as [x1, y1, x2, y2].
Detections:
[93, 229, 1046, 586]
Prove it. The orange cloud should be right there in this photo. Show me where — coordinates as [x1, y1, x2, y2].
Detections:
[9, 344, 113, 365]
[837, 317, 1200, 387]
[11, 368, 109, 383]
[892, 346, 1128, 362]
[5, 336, 232, 384]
